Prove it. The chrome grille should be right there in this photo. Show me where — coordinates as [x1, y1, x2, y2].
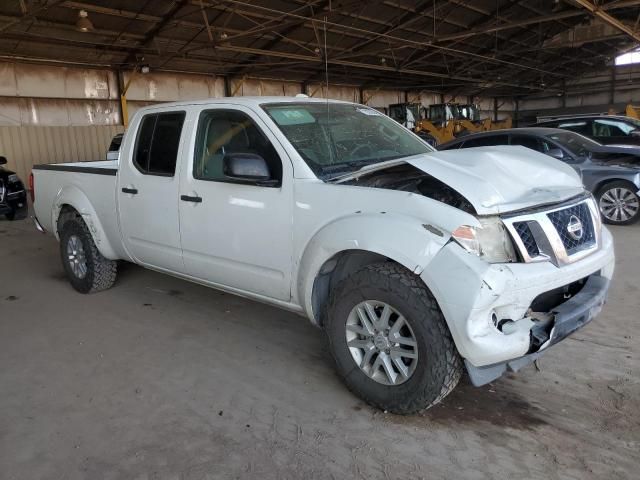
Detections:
[513, 222, 539, 257]
[547, 203, 595, 255]
[503, 197, 600, 266]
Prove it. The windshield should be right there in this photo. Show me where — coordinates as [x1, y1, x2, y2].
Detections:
[545, 130, 602, 157]
[262, 102, 434, 180]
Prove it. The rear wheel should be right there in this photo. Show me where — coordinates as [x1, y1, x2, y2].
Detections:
[596, 181, 640, 225]
[59, 217, 117, 293]
[326, 262, 462, 414]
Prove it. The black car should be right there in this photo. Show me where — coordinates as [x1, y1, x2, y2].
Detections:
[536, 115, 640, 146]
[438, 128, 640, 225]
[106, 133, 123, 161]
[0, 156, 28, 221]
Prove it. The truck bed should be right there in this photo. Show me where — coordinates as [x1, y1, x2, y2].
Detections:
[32, 160, 124, 259]
[32, 160, 118, 175]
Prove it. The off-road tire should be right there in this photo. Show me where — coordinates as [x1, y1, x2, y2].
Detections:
[326, 262, 462, 414]
[596, 180, 640, 226]
[59, 217, 117, 293]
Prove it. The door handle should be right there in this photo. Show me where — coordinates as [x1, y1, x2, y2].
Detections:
[181, 195, 202, 203]
[121, 187, 138, 195]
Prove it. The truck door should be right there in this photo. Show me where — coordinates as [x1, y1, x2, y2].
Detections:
[118, 110, 186, 272]
[178, 106, 293, 301]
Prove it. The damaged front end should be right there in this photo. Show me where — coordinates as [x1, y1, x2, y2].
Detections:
[340, 163, 476, 214]
[465, 273, 610, 386]
[419, 193, 615, 386]
[336, 156, 614, 386]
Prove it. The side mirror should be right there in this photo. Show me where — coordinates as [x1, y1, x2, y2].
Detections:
[547, 148, 565, 160]
[0, 156, 6, 165]
[223, 153, 276, 185]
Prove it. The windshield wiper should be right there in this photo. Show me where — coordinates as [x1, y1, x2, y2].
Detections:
[321, 159, 379, 179]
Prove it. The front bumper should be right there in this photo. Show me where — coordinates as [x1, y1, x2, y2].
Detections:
[420, 226, 615, 377]
[465, 274, 608, 386]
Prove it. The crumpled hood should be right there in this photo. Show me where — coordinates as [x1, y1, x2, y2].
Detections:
[407, 146, 585, 215]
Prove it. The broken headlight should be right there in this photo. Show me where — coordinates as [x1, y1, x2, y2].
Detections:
[451, 217, 517, 263]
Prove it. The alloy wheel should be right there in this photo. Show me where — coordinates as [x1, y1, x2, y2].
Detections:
[345, 300, 418, 385]
[66, 234, 88, 279]
[599, 187, 639, 223]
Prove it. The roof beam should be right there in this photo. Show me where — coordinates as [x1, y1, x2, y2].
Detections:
[571, 0, 640, 43]
[121, 0, 189, 64]
[0, 0, 66, 33]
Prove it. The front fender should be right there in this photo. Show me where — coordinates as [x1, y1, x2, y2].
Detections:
[52, 185, 119, 260]
[296, 212, 457, 320]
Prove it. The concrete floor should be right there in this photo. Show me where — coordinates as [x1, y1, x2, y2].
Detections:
[0, 215, 638, 480]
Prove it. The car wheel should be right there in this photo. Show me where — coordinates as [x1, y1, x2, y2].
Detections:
[59, 217, 118, 293]
[596, 181, 640, 225]
[325, 262, 462, 414]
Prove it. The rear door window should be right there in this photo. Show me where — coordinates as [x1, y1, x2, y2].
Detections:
[133, 111, 186, 176]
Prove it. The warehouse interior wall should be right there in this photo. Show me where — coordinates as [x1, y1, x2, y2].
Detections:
[0, 125, 124, 180]
[518, 64, 640, 124]
[5, 59, 637, 176]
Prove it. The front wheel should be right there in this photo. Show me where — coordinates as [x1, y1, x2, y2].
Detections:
[59, 217, 118, 293]
[596, 181, 640, 225]
[325, 263, 462, 414]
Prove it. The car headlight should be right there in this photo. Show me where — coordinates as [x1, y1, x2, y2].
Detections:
[8, 174, 19, 183]
[451, 216, 517, 263]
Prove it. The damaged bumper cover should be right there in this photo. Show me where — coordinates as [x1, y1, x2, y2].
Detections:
[465, 274, 609, 386]
[421, 226, 615, 385]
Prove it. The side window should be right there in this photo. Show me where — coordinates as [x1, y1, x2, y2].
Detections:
[463, 135, 508, 147]
[510, 135, 542, 152]
[557, 120, 589, 135]
[133, 111, 185, 176]
[592, 119, 632, 137]
[194, 109, 282, 184]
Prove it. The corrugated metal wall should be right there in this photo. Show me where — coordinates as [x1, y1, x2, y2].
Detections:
[0, 62, 121, 126]
[0, 59, 531, 178]
[0, 125, 124, 180]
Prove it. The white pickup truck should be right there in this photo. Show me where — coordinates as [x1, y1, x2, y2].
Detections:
[32, 97, 615, 413]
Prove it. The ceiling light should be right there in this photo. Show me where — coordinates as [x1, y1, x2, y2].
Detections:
[140, 65, 150, 74]
[76, 10, 94, 33]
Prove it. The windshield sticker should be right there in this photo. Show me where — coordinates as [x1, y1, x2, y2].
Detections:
[357, 108, 382, 116]
[270, 108, 316, 125]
